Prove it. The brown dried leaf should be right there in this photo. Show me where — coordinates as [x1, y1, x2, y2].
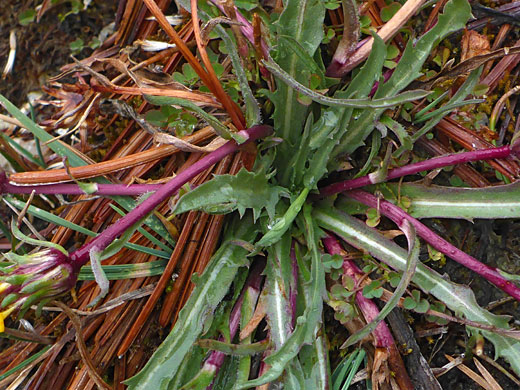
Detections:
[154, 132, 226, 152]
[461, 29, 491, 62]
[240, 292, 266, 340]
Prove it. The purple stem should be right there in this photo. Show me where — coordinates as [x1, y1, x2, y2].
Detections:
[0, 172, 162, 196]
[322, 233, 395, 347]
[205, 258, 265, 387]
[209, 0, 269, 58]
[369, 62, 398, 97]
[326, 38, 369, 77]
[348, 189, 520, 301]
[319, 143, 518, 198]
[69, 125, 272, 268]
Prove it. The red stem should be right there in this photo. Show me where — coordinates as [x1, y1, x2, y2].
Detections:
[69, 125, 272, 268]
[205, 258, 265, 388]
[348, 189, 520, 301]
[322, 233, 396, 347]
[0, 173, 162, 196]
[319, 144, 515, 198]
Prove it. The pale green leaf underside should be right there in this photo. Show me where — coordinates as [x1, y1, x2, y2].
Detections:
[314, 207, 520, 377]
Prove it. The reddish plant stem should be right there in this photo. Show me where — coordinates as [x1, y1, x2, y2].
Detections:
[69, 125, 272, 268]
[209, 0, 269, 58]
[322, 233, 396, 348]
[319, 144, 517, 198]
[205, 258, 265, 387]
[347, 189, 520, 301]
[0, 172, 162, 196]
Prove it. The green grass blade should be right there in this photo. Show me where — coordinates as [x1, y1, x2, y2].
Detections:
[0, 345, 51, 381]
[78, 261, 167, 280]
[110, 204, 173, 252]
[4, 196, 171, 259]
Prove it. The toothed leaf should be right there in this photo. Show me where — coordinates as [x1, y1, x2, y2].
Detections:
[172, 169, 288, 222]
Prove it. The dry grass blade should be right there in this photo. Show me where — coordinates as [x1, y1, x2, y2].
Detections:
[141, 0, 244, 129]
[477, 353, 520, 387]
[54, 301, 111, 390]
[444, 355, 500, 390]
[190, 0, 245, 129]
[8, 127, 214, 184]
[473, 358, 504, 390]
[116, 209, 198, 356]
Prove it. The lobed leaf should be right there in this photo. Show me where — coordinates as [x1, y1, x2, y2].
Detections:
[269, 0, 326, 185]
[255, 187, 310, 249]
[238, 205, 325, 389]
[172, 168, 287, 221]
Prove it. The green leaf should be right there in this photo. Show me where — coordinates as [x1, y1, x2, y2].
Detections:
[378, 182, 520, 220]
[19, 9, 35, 25]
[172, 169, 287, 221]
[380, 2, 401, 22]
[264, 233, 295, 351]
[270, 0, 326, 184]
[299, 334, 330, 390]
[264, 57, 432, 109]
[125, 217, 258, 390]
[333, 0, 472, 158]
[69, 38, 84, 54]
[415, 299, 430, 313]
[282, 112, 314, 188]
[255, 187, 310, 248]
[379, 0, 471, 98]
[277, 35, 326, 86]
[144, 95, 246, 143]
[362, 280, 383, 299]
[238, 205, 325, 388]
[235, 0, 258, 11]
[145, 109, 169, 127]
[314, 206, 520, 377]
[403, 297, 417, 310]
[379, 115, 412, 151]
